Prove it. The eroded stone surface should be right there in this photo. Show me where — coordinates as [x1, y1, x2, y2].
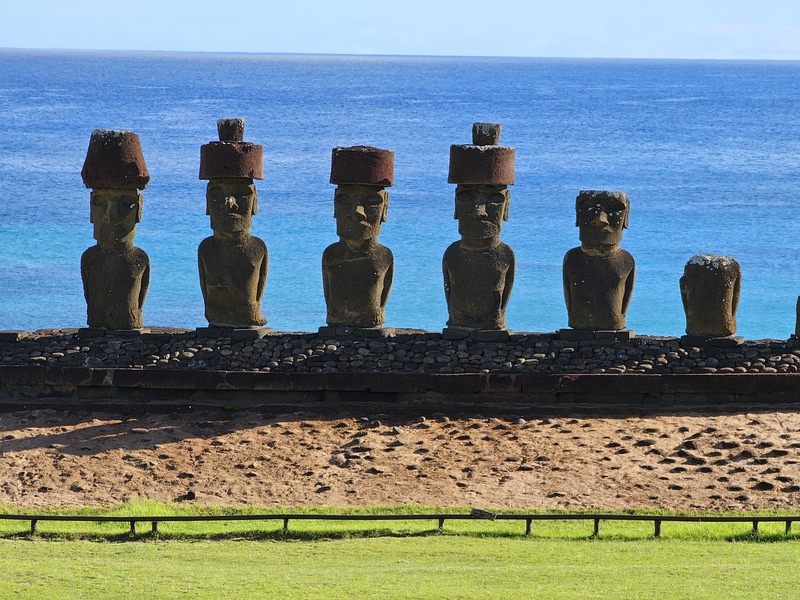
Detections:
[680, 255, 741, 337]
[563, 190, 635, 331]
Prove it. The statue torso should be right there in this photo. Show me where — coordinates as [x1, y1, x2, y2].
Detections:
[563, 246, 635, 330]
[322, 241, 393, 328]
[443, 241, 515, 329]
[198, 235, 268, 327]
[81, 245, 149, 329]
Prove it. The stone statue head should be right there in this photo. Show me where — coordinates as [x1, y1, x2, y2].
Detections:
[90, 188, 143, 247]
[199, 117, 263, 235]
[448, 123, 514, 243]
[454, 184, 510, 240]
[206, 179, 257, 233]
[81, 129, 149, 250]
[576, 190, 629, 248]
[334, 184, 388, 241]
[329, 145, 394, 242]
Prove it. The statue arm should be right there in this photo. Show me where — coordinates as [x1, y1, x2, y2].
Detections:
[501, 250, 515, 311]
[622, 260, 636, 316]
[442, 251, 452, 305]
[380, 255, 393, 310]
[731, 267, 741, 315]
[562, 255, 572, 314]
[197, 249, 208, 302]
[679, 275, 688, 316]
[256, 246, 268, 303]
[139, 259, 150, 311]
[321, 260, 330, 306]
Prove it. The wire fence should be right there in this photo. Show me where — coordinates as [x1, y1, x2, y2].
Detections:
[2, 510, 799, 538]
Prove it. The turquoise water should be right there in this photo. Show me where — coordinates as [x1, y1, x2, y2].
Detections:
[1, 50, 799, 338]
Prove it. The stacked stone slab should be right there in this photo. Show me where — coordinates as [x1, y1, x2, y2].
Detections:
[80, 129, 151, 332]
[443, 122, 515, 341]
[321, 145, 395, 336]
[197, 118, 270, 338]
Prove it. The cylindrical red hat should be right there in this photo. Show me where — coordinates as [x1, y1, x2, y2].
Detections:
[81, 129, 150, 189]
[448, 122, 515, 185]
[330, 146, 394, 187]
[199, 118, 263, 180]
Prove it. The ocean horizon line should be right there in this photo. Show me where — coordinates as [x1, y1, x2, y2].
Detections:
[1, 46, 799, 64]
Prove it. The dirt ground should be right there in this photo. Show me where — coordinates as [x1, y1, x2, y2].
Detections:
[2, 406, 800, 510]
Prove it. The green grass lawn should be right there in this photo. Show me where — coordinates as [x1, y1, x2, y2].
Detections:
[2, 502, 799, 599]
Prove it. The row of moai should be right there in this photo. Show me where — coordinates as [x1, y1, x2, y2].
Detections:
[80, 120, 751, 345]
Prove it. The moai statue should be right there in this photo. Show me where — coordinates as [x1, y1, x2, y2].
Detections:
[80, 129, 150, 332]
[197, 118, 270, 336]
[680, 255, 742, 346]
[562, 190, 635, 340]
[442, 123, 515, 341]
[320, 146, 394, 336]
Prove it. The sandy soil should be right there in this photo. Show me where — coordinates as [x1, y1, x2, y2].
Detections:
[2, 407, 800, 510]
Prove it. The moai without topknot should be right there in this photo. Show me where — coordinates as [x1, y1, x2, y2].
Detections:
[443, 123, 515, 341]
[561, 190, 636, 340]
[197, 118, 270, 337]
[320, 146, 395, 337]
[80, 129, 150, 333]
[680, 254, 742, 347]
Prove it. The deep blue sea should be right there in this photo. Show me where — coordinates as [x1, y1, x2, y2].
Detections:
[1, 49, 799, 339]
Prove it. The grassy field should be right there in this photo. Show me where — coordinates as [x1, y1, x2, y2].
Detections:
[2, 503, 800, 599]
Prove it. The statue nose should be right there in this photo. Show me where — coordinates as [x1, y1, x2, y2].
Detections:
[350, 204, 367, 220]
[224, 196, 238, 210]
[591, 211, 609, 227]
[472, 204, 488, 218]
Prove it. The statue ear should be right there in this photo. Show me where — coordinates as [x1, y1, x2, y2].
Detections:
[136, 193, 143, 223]
[575, 199, 580, 227]
[381, 191, 389, 223]
[252, 191, 258, 216]
[503, 191, 510, 222]
[623, 201, 630, 229]
[89, 192, 94, 224]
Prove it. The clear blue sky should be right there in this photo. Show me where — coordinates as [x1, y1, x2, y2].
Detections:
[2, 0, 799, 59]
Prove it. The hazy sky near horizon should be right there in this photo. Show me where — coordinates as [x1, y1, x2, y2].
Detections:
[3, 0, 799, 59]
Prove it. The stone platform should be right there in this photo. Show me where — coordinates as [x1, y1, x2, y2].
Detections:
[1, 328, 799, 413]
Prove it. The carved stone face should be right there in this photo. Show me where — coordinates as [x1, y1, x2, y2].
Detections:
[90, 188, 142, 247]
[206, 179, 257, 233]
[576, 192, 629, 247]
[454, 184, 510, 240]
[334, 184, 388, 241]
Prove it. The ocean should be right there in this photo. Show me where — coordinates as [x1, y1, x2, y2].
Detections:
[1, 49, 799, 339]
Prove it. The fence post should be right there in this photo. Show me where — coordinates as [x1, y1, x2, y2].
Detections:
[151, 521, 158, 534]
[129, 520, 136, 536]
[283, 518, 289, 534]
[654, 520, 662, 538]
[593, 518, 600, 537]
[525, 519, 532, 535]
[786, 520, 793, 535]
[30, 519, 37, 535]
[438, 518, 445, 532]
[752, 520, 759, 536]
